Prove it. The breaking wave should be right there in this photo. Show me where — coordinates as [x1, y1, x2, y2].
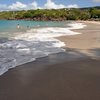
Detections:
[0, 22, 86, 75]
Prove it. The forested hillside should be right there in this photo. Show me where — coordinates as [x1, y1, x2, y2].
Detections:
[0, 6, 100, 21]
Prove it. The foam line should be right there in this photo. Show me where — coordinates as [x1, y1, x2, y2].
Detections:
[0, 22, 86, 75]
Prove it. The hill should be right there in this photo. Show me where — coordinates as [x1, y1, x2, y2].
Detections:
[0, 6, 100, 21]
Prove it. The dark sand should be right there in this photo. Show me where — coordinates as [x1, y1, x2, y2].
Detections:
[0, 52, 100, 100]
[0, 22, 100, 100]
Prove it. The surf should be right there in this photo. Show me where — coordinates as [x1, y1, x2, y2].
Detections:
[0, 22, 86, 75]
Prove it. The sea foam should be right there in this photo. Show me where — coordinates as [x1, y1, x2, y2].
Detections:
[0, 22, 86, 75]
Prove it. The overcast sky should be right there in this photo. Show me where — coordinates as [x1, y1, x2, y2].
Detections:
[0, 0, 100, 11]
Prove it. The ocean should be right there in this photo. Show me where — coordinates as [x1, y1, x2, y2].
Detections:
[0, 20, 69, 36]
[0, 20, 86, 75]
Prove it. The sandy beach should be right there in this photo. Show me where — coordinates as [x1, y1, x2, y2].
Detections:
[57, 22, 100, 58]
[0, 21, 100, 100]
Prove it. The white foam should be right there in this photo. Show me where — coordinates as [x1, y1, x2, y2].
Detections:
[68, 22, 87, 29]
[0, 22, 86, 75]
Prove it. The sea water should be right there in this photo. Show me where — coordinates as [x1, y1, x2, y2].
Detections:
[0, 20, 86, 75]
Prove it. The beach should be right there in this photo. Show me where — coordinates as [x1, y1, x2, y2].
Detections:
[0, 21, 100, 100]
[57, 22, 100, 58]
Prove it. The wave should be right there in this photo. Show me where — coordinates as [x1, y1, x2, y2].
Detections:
[0, 22, 86, 75]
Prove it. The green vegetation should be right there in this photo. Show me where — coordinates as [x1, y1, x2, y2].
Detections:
[0, 6, 100, 21]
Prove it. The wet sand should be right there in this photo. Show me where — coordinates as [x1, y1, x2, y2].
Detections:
[0, 22, 100, 100]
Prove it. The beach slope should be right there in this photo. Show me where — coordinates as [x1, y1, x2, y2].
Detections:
[0, 22, 100, 100]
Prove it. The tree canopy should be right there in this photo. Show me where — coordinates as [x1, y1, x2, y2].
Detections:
[0, 6, 100, 21]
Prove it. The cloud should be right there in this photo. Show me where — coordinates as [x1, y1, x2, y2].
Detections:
[44, 0, 79, 9]
[0, 0, 79, 11]
[0, 1, 40, 11]
[67, 4, 79, 8]
[8, 1, 27, 10]
[93, 0, 100, 2]
[31, 1, 38, 9]
[29, 1, 42, 9]
[44, 0, 66, 9]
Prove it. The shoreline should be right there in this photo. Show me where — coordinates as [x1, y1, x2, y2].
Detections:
[0, 21, 100, 100]
[76, 20, 100, 25]
[0, 21, 100, 75]
[57, 21, 100, 58]
[0, 52, 100, 100]
[1, 19, 100, 23]
[0, 21, 86, 76]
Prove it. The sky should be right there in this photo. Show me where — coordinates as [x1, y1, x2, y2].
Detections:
[0, 0, 100, 11]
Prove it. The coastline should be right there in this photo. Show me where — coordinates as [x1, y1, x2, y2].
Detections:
[76, 20, 100, 25]
[57, 21, 100, 58]
[0, 21, 100, 100]
[0, 21, 86, 76]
